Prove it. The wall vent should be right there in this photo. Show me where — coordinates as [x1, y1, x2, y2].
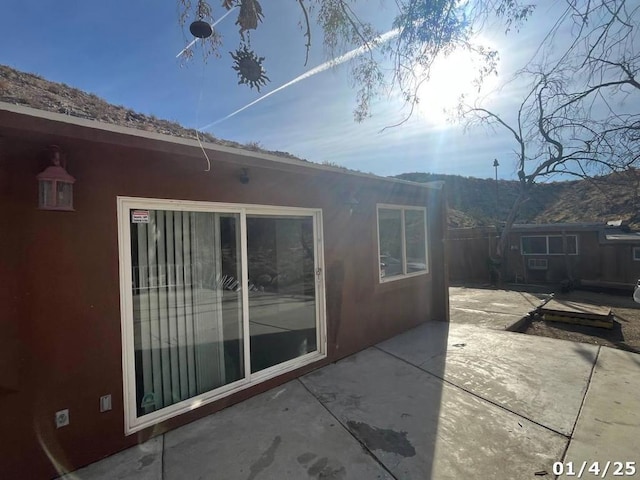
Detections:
[528, 258, 548, 270]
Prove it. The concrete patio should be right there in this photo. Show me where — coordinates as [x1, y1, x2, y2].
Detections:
[449, 285, 552, 331]
[59, 316, 640, 479]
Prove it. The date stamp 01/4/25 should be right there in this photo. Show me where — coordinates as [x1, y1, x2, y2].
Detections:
[552, 461, 637, 478]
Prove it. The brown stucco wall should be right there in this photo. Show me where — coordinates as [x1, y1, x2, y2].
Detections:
[0, 125, 445, 478]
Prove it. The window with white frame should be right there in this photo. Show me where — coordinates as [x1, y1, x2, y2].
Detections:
[118, 197, 326, 433]
[633, 247, 640, 261]
[377, 205, 428, 282]
[521, 235, 578, 255]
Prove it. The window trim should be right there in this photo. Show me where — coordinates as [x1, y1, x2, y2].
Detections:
[520, 234, 578, 256]
[117, 196, 327, 434]
[376, 204, 429, 283]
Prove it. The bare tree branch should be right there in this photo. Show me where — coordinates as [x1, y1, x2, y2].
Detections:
[296, 0, 312, 66]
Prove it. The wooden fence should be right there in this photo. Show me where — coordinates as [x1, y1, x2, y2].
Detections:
[447, 227, 498, 283]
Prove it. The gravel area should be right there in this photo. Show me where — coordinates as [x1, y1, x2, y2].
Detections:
[523, 289, 640, 353]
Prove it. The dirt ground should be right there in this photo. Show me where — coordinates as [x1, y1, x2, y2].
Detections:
[522, 289, 640, 354]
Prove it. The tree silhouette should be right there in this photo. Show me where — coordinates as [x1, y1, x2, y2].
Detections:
[461, 0, 640, 280]
[177, 0, 533, 121]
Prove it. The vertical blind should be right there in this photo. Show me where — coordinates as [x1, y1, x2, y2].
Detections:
[124, 205, 322, 425]
[131, 210, 233, 416]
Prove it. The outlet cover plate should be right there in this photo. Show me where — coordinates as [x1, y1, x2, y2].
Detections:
[100, 394, 112, 412]
[55, 409, 69, 428]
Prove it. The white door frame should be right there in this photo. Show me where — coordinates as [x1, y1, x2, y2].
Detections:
[117, 196, 327, 434]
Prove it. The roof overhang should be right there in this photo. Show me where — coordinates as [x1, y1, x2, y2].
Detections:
[0, 102, 438, 191]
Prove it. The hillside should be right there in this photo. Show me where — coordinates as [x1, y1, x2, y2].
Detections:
[0, 65, 302, 161]
[396, 171, 640, 229]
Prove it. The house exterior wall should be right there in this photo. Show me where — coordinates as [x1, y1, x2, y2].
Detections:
[0, 131, 446, 478]
[505, 230, 640, 287]
[598, 244, 640, 286]
[448, 226, 640, 288]
[505, 230, 600, 284]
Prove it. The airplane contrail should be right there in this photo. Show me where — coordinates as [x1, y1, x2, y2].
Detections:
[199, 27, 402, 130]
[175, 7, 237, 59]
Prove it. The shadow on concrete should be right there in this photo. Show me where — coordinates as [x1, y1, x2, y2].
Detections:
[300, 321, 450, 479]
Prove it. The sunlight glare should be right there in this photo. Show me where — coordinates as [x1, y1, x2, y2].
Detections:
[412, 43, 500, 127]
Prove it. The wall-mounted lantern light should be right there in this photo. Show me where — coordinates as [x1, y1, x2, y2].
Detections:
[344, 193, 360, 215]
[37, 145, 75, 211]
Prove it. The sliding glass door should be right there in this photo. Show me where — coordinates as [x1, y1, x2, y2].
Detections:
[246, 215, 318, 373]
[119, 198, 325, 432]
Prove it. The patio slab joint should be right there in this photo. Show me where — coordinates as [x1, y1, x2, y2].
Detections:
[296, 378, 400, 480]
[373, 344, 572, 440]
[161, 434, 166, 480]
[557, 345, 601, 473]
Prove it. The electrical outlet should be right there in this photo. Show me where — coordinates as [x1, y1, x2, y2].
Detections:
[55, 409, 69, 428]
[99, 394, 112, 412]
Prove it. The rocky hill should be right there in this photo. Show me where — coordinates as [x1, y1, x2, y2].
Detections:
[396, 171, 640, 229]
[0, 64, 301, 160]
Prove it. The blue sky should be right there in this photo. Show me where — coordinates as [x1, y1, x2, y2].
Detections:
[2, 1, 572, 179]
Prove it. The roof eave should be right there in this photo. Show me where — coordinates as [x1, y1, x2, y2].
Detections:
[0, 102, 438, 190]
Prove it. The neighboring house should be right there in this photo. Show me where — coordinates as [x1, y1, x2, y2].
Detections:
[449, 222, 640, 288]
[0, 102, 448, 479]
[506, 222, 640, 288]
